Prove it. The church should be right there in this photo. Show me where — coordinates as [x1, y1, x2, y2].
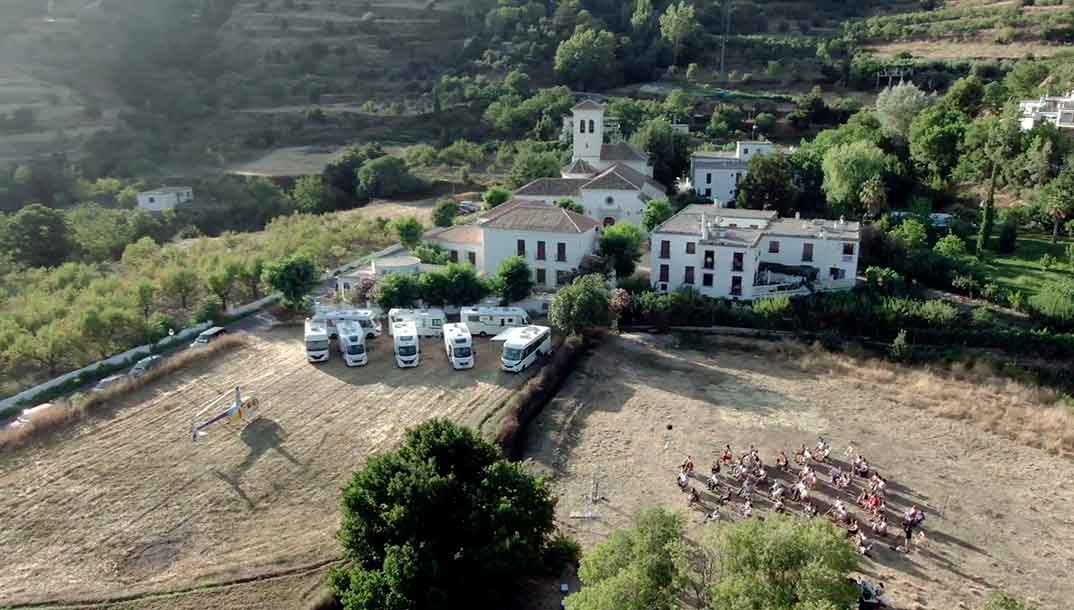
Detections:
[511, 99, 666, 229]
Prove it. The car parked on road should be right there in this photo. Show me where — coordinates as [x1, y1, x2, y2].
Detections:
[129, 355, 163, 378]
[93, 374, 128, 392]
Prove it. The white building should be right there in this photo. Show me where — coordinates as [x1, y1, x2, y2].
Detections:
[512, 100, 665, 228]
[691, 141, 778, 206]
[1018, 91, 1074, 131]
[650, 205, 860, 300]
[136, 187, 193, 212]
[427, 200, 601, 290]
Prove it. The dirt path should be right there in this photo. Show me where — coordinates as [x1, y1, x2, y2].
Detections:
[524, 334, 1074, 610]
[0, 327, 530, 606]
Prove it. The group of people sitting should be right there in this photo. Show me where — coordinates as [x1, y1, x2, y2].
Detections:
[673, 437, 926, 556]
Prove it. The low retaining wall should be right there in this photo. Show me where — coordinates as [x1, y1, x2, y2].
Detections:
[0, 322, 213, 413]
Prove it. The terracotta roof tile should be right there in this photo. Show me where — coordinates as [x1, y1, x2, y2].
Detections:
[483, 202, 600, 234]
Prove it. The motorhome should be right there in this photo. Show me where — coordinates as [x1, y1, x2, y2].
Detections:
[313, 307, 382, 339]
[460, 307, 530, 337]
[337, 321, 368, 367]
[387, 308, 446, 338]
[304, 318, 331, 363]
[443, 323, 474, 370]
[499, 325, 552, 373]
[392, 321, 421, 368]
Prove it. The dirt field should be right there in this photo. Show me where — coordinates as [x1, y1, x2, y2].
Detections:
[524, 334, 1074, 610]
[0, 325, 532, 607]
[867, 39, 1067, 60]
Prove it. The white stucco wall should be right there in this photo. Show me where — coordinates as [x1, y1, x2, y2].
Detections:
[757, 234, 858, 287]
[484, 227, 599, 289]
[579, 189, 647, 227]
[693, 167, 743, 205]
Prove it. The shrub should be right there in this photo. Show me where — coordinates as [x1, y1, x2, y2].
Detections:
[889, 218, 928, 250]
[432, 199, 459, 227]
[952, 273, 982, 298]
[890, 329, 912, 362]
[1038, 253, 1059, 271]
[864, 266, 905, 294]
[193, 299, 225, 324]
[483, 186, 512, 209]
[917, 299, 960, 327]
[1007, 289, 1026, 312]
[752, 295, 791, 321]
[981, 282, 1004, 304]
[972, 307, 996, 327]
[1030, 279, 1074, 324]
[933, 234, 968, 258]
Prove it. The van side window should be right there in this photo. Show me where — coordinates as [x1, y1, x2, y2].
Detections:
[468, 315, 479, 322]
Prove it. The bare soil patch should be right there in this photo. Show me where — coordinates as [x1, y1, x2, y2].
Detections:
[0, 326, 532, 606]
[867, 39, 1067, 59]
[524, 334, 1074, 610]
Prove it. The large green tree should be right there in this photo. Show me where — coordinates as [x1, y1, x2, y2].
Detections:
[630, 118, 691, 189]
[293, 175, 333, 214]
[875, 82, 931, 140]
[494, 256, 534, 304]
[432, 199, 459, 228]
[735, 152, 798, 216]
[160, 265, 199, 309]
[330, 419, 558, 610]
[598, 223, 645, 279]
[507, 148, 562, 189]
[1035, 165, 1074, 244]
[374, 272, 422, 309]
[549, 274, 611, 336]
[909, 103, 969, 187]
[642, 198, 675, 232]
[554, 28, 618, 90]
[390, 216, 424, 249]
[821, 141, 895, 218]
[263, 254, 318, 308]
[357, 156, 422, 199]
[659, 1, 699, 65]
[1, 203, 73, 268]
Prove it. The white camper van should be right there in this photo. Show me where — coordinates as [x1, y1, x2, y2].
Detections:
[337, 320, 368, 367]
[460, 307, 530, 337]
[387, 308, 446, 338]
[392, 321, 421, 368]
[313, 307, 382, 339]
[443, 323, 474, 370]
[304, 318, 331, 363]
[499, 325, 552, 373]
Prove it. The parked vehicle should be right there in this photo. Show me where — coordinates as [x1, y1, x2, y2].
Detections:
[304, 318, 331, 363]
[387, 308, 446, 337]
[93, 374, 128, 392]
[458, 200, 479, 213]
[392, 321, 421, 368]
[443, 323, 474, 370]
[312, 307, 382, 339]
[190, 326, 227, 347]
[460, 306, 529, 337]
[4, 403, 53, 429]
[337, 321, 368, 367]
[498, 325, 552, 373]
[129, 355, 163, 378]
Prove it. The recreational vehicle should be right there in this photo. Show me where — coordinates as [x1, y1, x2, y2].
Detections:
[460, 307, 529, 337]
[313, 307, 382, 339]
[304, 318, 331, 363]
[499, 325, 552, 373]
[387, 308, 446, 337]
[392, 321, 421, 368]
[337, 321, 368, 367]
[443, 323, 474, 370]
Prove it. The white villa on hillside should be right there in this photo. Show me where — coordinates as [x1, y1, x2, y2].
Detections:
[136, 186, 193, 212]
[691, 141, 778, 206]
[1018, 90, 1074, 131]
[650, 205, 860, 299]
[427, 200, 601, 290]
[512, 100, 665, 228]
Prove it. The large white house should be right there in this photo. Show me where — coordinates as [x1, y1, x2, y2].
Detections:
[691, 141, 778, 206]
[427, 200, 601, 290]
[136, 186, 193, 212]
[1018, 90, 1074, 131]
[512, 100, 665, 228]
[650, 205, 860, 300]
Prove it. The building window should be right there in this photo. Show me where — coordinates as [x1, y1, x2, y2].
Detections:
[557, 242, 567, 262]
[449, 250, 459, 263]
[468, 252, 476, 265]
[830, 267, 846, 281]
[579, 120, 585, 134]
[703, 273, 713, 287]
[802, 243, 814, 262]
[731, 276, 743, 296]
[743, 147, 749, 155]
[148, 197, 155, 203]
[684, 266, 695, 285]
[703, 250, 714, 270]
[734, 173, 741, 185]
[605, 195, 614, 205]
[659, 264, 669, 283]
[536, 268, 546, 284]
[706, 173, 712, 184]
[768, 241, 780, 254]
[659, 240, 670, 259]
[517, 239, 526, 256]
[686, 242, 696, 254]
[556, 270, 571, 286]
[536, 241, 546, 261]
[588, 119, 595, 133]
[843, 243, 855, 257]
[732, 252, 744, 272]
[703, 188, 711, 198]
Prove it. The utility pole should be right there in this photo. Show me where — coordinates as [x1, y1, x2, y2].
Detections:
[720, 0, 731, 81]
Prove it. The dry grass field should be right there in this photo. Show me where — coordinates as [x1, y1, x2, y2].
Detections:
[0, 325, 532, 607]
[867, 39, 1067, 60]
[524, 334, 1074, 610]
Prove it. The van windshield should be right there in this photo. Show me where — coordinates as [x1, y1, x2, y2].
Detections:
[347, 344, 365, 355]
[398, 345, 417, 357]
[359, 319, 372, 328]
[453, 347, 472, 358]
[503, 347, 522, 361]
[306, 340, 329, 351]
